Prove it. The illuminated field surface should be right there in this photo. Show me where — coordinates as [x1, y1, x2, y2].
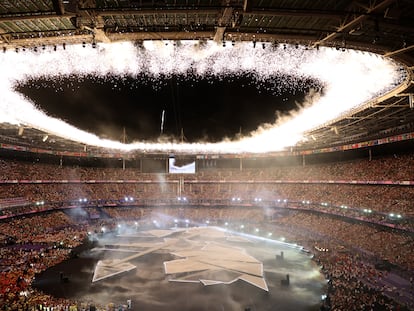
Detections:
[33, 227, 326, 311]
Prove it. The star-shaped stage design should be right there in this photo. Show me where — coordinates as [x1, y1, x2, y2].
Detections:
[91, 227, 268, 291]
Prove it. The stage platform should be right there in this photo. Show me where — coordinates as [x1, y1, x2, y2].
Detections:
[34, 226, 326, 311]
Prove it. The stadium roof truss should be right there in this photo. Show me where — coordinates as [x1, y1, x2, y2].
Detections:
[0, 0, 414, 154]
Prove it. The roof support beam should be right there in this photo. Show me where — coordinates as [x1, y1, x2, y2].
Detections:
[106, 31, 213, 42]
[52, 0, 65, 15]
[313, 0, 396, 46]
[213, 26, 226, 43]
[0, 26, 9, 44]
[213, 6, 233, 43]
[9, 33, 93, 47]
[243, 0, 252, 13]
[93, 28, 111, 43]
[247, 9, 343, 19]
[0, 14, 76, 23]
[94, 8, 343, 19]
[384, 45, 414, 57]
[95, 9, 219, 17]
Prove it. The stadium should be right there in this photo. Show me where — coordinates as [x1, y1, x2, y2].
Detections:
[0, 0, 414, 310]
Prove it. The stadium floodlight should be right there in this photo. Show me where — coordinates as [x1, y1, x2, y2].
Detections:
[388, 212, 402, 219]
[174, 219, 178, 223]
[123, 196, 134, 202]
[224, 222, 228, 226]
[268, 232, 272, 237]
[240, 224, 244, 229]
[206, 220, 210, 224]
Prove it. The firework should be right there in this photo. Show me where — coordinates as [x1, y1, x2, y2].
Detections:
[0, 41, 403, 153]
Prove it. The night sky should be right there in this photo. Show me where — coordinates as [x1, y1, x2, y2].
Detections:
[17, 74, 321, 143]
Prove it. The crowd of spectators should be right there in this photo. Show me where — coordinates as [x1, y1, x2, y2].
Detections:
[268, 211, 414, 310]
[0, 211, 89, 310]
[2, 182, 407, 209]
[198, 152, 414, 181]
[1, 152, 413, 181]
[273, 211, 414, 271]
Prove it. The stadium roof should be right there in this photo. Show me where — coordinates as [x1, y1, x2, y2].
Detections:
[0, 0, 414, 155]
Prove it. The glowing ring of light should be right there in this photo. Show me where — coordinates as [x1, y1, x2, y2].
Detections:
[0, 40, 403, 154]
